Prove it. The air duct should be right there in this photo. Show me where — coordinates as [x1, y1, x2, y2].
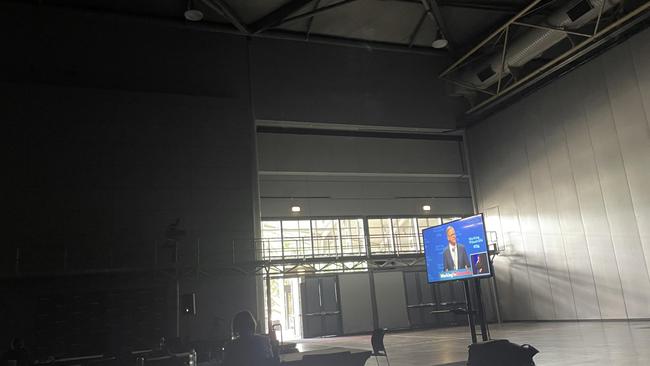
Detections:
[454, 0, 621, 96]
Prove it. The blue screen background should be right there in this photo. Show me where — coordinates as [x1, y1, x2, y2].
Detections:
[423, 214, 491, 283]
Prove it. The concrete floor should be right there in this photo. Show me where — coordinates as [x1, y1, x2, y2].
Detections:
[295, 321, 650, 366]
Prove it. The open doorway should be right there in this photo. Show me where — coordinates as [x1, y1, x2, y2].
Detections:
[264, 277, 302, 341]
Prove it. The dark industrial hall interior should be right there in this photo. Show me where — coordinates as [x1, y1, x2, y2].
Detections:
[2, 0, 650, 365]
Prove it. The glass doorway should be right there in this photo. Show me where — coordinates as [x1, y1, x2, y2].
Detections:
[265, 277, 302, 341]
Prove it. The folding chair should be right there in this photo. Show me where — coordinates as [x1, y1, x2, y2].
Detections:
[371, 328, 390, 366]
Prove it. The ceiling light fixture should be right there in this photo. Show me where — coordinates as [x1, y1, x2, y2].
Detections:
[432, 29, 448, 49]
[184, 0, 204, 21]
[291, 206, 301, 213]
[422, 205, 431, 212]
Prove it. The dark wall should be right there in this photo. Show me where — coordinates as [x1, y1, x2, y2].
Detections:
[1, 1, 466, 355]
[1, 2, 258, 353]
[250, 38, 464, 130]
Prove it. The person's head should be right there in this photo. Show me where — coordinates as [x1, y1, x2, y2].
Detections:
[232, 310, 256, 337]
[10, 338, 25, 350]
[446, 226, 457, 246]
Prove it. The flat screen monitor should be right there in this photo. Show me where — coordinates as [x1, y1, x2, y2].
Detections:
[423, 214, 492, 283]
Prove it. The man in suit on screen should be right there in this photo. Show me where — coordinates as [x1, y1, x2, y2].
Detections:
[442, 226, 470, 271]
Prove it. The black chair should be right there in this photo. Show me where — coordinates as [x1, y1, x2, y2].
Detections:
[371, 328, 390, 366]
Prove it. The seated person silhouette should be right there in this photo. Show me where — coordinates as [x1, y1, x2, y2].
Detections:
[2, 338, 31, 366]
[222, 311, 279, 366]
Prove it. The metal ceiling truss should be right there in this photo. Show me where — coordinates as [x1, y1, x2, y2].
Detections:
[200, 0, 250, 33]
[251, 255, 425, 277]
[276, 0, 363, 29]
[438, 0, 526, 13]
[439, 0, 650, 121]
[408, 10, 429, 47]
[250, 0, 316, 33]
[420, 0, 455, 52]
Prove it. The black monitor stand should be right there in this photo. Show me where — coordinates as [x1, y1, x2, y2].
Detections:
[463, 278, 489, 344]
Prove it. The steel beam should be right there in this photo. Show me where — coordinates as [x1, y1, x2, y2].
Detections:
[200, 0, 249, 33]
[512, 21, 593, 37]
[420, 0, 455, 53]
[465, 0, 650, 116]
[439, 0, 522, 13]
[305, 0, 321, 39]
[251, 0, 316, 33]
[439, 0, 544, 77]
[279, 0, 362, 27]
[408, 10, 428, 47]
[13, 2, 448, 56]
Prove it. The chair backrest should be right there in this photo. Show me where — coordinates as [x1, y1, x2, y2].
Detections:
[371, 328, 386, 354]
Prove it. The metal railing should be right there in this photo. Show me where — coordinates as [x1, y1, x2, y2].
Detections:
[4, 232, 433, 278]
[254, 233, 426, 262]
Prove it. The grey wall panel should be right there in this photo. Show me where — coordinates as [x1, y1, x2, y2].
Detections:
[546, 72, 601, 319]
[339, 273, 374, 335]
[469, 109, 537, 321]
[260, 176, 470, 198]
[374, 271, 410, 329]
[500, 204, 536, 321]
[258, 133, 472, 217]
[258, 134, 464, 175]
[467, 28, 650, 320]
[260, 196, 473, 218]
[509, 110, 555, 321]
[630, 29, 650, 286]
[583, 57, 650, 318]
[523, 102, 574, 320]
[631, 28, 650, 131]
[561, 81, 626, 319]
[602, 44, 650, 296]
[250, 37, 463, 130]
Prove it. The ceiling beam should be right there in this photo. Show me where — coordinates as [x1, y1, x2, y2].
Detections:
[250, 0, 317, 33]
[305, 0, 321, 39]
[420, 0, 455, 54]
[408, 11, 428, 47]
[278, 0, 362, 27]
[438, 0, 522, 13]
[199, 0, 250, 33]
[19, 1, 448, 56]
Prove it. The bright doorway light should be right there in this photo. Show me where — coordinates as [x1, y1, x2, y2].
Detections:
[291, 206, 301, 213]
[422, 205, 431, 212]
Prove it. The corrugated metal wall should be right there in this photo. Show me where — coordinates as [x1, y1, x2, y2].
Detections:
[467, 28, 650, 320]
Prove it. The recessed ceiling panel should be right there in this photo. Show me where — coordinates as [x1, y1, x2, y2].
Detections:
[273, 0, 318, 33]
[307, 0, 425, 45]
[221, 0, 294, 24]
[441, 6, 511, 48]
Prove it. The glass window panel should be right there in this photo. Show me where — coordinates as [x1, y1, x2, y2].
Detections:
[391, 218, 419, 253]
[312, 219, 339, 257]
[340, 218, 366, 256]
[282, 220, 311, 259]
[368, 218, 393, 255]
[417, 217, 442, 230]
[261, 221, 282, 259]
